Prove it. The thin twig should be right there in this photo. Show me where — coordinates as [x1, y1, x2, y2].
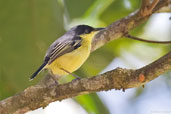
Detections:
[125, 34, 171, 44]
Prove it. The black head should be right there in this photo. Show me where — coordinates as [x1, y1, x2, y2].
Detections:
[69, 25, 105, 36]
[72, 25, 95, 35]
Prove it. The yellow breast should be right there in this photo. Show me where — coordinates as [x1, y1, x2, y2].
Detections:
[45, 31, 97, 76]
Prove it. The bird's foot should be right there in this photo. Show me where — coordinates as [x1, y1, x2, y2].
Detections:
[72, 77, 81, 82]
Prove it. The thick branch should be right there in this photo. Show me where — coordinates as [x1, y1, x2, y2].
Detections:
[0, 51, 171, 114]
[0, 0, 170, 114]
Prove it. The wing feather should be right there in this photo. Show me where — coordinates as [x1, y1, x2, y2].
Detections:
[47, 39, 82, 64]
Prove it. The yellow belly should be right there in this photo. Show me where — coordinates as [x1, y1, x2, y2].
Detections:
[45, 42, 91, 76]
[45, 31, 97, 76]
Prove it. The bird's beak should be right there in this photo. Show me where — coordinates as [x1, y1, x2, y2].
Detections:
[94, 27, 105, 31]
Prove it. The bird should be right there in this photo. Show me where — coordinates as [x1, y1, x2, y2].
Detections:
[30, 25, 104, 81]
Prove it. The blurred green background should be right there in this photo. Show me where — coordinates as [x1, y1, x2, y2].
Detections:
[0, 0, 170, 114]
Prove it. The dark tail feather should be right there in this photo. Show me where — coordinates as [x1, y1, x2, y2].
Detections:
[30, 62, 48, 80]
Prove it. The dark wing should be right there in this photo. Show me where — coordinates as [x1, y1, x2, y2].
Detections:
[46, 37, 82, 65]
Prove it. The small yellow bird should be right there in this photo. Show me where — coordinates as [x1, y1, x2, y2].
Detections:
[30, 25, 104, 80]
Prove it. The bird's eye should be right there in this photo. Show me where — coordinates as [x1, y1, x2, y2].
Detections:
[85, 29, 90, 34]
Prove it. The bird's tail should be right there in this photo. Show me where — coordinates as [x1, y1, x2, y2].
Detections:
[30, 62, 48, 80]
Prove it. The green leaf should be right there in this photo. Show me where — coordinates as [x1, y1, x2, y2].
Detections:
[75, 93, 109, 114]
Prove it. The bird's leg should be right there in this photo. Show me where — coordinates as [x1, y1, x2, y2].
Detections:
[60, 68, 81, 80]
[47, 70, 59, 85]
[49, 75, 59, 85]
[38, 73, 59, 88]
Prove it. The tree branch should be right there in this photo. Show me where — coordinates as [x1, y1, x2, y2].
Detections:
[125, 34, 171, 44]
[91, 0, 169, 51]
[0, 0, 170, 114]
[0, 51, 171, 114]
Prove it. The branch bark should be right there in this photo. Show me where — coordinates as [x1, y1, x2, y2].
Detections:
[91, 0, 170, 51]
[0, 0, 170, 114]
